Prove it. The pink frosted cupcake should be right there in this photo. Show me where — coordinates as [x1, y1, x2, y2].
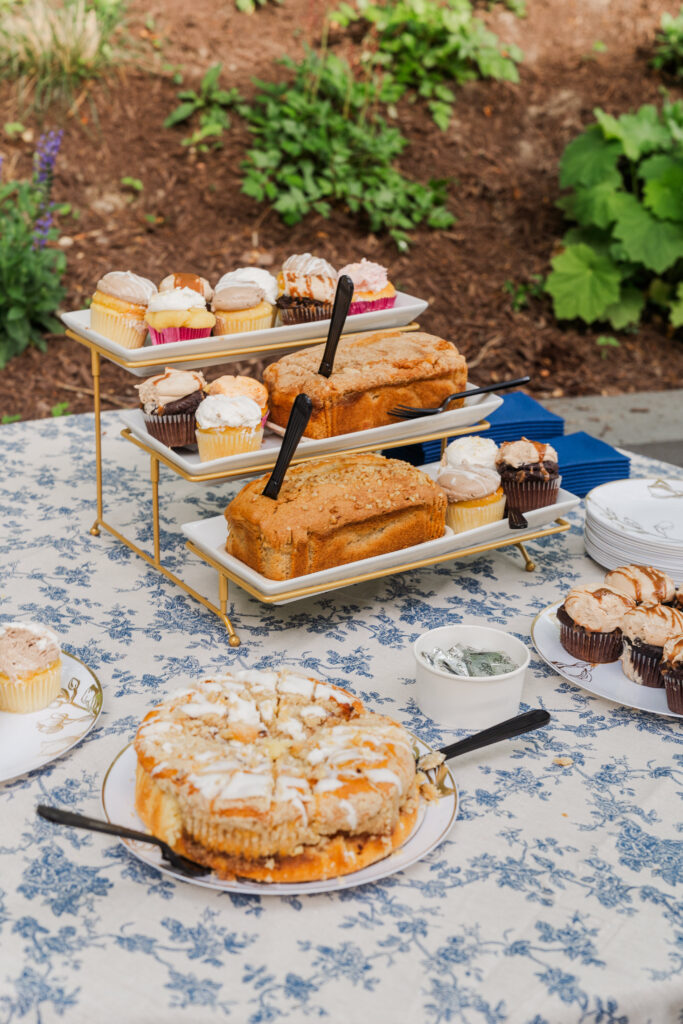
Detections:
[337, 258, 396, 315]
[144, 287, 216, 345]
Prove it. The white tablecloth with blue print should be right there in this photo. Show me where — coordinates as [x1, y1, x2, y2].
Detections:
[2, 411, 682, 1024]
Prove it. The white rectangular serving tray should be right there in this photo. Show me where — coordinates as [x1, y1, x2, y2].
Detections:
[61, 292, 428, 376]
[120, 383, 504, 478]
[181, 488, 580, 603]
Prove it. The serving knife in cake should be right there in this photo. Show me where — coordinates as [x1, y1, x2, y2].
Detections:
[317, 273, 354, 378]
[262, 392, 313, 499]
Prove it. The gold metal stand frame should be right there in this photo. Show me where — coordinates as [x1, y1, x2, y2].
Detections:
[68, 327, 570, 646]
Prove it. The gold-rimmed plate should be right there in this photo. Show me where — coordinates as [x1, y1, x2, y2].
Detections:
[101, 739, 458, 895]
[0, 652, 103, 783]
[531, 601, 682, 719]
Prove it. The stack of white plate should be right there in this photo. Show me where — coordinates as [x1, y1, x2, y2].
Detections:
[584, 478, 683, 580]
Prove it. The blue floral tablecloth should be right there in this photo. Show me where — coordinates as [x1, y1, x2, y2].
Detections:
[2, 412, 682, 1024]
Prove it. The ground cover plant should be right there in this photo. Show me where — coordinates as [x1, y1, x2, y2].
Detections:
[331, 0, 522, 129]
[652, 5, 683, 78]
[163, 63, 241, 152]
[0, 129, 66, 367]
[546, 100, 683, 330]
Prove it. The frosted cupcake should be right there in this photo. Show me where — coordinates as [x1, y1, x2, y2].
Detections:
[0, 621, 62, 713]
[276, 253, 337, 324]
[661, 635, 683, 713]
[207, 375, 269, 425]
[436, 437, 505, 533]
[159, 272, 213, 302]
[212, 269, 277, 335]
[195, 394, 263, 461]
[145, 287, 216, 346]
[338, 258, 396, 315]
[604, 565, 675, 606]
[557, 585, 635, 663]
[620, 603, 683, 687]
[495, 439, 560, 513]
[135, 368, 207, 448]
[90, 271, 157, 349]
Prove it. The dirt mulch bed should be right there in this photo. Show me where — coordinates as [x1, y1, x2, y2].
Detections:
[0, 0, 681, 420]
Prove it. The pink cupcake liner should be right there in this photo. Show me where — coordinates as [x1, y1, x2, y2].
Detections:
[261, 410, 269, 429]
[348, 296, 397, 316]
[148, 326, 213, 346]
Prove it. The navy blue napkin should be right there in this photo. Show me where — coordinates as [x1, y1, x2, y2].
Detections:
[554, 432, 630, 497]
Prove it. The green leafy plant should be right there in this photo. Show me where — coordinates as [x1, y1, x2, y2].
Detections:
[652, 6, 683, 78]
[50, 400, 70, 416]
[503, 274, 544, 311]
[0, 0, 127, 108]
[545, 101, 683, 330]
[0, 130, 66, 368]
[164, 63, 241, 151]
[331, 0, 522, 130]
[235, 0, 282, 11]
[240, 49, 454, 248]
[595, 334, 620, 358]
[1, 413, 21, 423]
[120, 175, 143, 193]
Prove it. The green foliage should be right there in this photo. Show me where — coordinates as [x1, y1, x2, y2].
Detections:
[120, 175, 143, 193]
[1, 413, 21, 423]
[502, 274, 544, 311]
[545, 100, 683, 329]
[652, 6, 683, 78]
[331, 0, 522, 130]
[0, 0, 127, 108]
[50, 400, 69, 416]
[164, 63, 241, 151]
[235, 0, 282, 10]
[595, 334, 620, 358]
[240, 49, 454, 248]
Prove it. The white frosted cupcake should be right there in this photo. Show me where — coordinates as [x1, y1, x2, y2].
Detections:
[145, 287, 216, 346]
[195, 394, 264, 461]
[437, 436, 505, 533]
[159, 273, 213, 302]
[0, 621, 62, 713]
[212, 269, 277, 335]
[90, 271, 157, 349]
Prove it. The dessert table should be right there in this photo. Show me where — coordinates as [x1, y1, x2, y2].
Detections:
[2, 411, 682, 1024]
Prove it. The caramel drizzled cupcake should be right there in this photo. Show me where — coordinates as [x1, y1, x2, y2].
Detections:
[135, 368, 207, 448]
[675, 587, 683, 612]
[620, 604, 683, 687]
[495, 438, 560, 513]
[661, 635, 683, 713]
[557, 585, 635, 663]
[604, 565, 675, 606]
[159, 273, 213, 302]
[0, 621, 62, 713]
[276, 253, 337, 324]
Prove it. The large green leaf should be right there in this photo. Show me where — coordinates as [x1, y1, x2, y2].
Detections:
[642, 164, 683, 221]
[594, 105, 671, 161]
[668, 282, 683, 327]
[563, 182, 623, 229]
[546, 243, 622, 323]
[611, 193, 683, 272]
[604, 285, 645, 329]
[559, 125, 622, 189]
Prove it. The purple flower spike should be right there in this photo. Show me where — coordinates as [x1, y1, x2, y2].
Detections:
[33, 129, 63, 189]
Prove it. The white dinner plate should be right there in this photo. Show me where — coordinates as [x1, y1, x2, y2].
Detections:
[120, 383, 504, 476]
[182, 488, 580, 602]
[585, 479, 683, 549]
[584, 526, 683, 579]
[531, 601, 682, 719]
[61, 292, 428, 377]
[0, 653, 103, 783]
[101, 741, 458, 895]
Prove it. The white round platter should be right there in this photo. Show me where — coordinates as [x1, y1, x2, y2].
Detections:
[531, 602, 682, 719]
[0, 652, 103, 783]
[102, 740, 458, 896]
[585, 478, 683, 549]
[584, 527, 683, 578]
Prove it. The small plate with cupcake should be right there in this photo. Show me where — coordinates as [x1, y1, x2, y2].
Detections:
[60, 256, 427, 377]
[532, 565, 683, 718]
[0, 622, 103, 783]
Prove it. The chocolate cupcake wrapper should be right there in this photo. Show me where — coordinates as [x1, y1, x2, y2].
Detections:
[560, 623, 623, 664]
[663, 671, 683, 714]
[144, 413, 196, 449]
[503, 476, 561, 514]
[620, 641, 664, 688]
[277, 303, 333, 325]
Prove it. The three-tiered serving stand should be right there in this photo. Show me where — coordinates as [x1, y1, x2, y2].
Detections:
[64, 315, 570, 646]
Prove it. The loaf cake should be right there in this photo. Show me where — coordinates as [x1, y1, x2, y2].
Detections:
[263, 330, 468, 438]
[224, 453, 448, 580]
[134, 669, 420, 882]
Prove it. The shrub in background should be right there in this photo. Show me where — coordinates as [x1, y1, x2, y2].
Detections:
[545, 101, 683, 329]
[652, 6, 683, 78]
[0, 130, 66, 368]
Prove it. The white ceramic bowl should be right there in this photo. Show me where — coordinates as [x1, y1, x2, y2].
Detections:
[413, 624, 530, 730]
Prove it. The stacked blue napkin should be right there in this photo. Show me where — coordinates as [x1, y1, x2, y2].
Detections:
[553, 432, 630, 498]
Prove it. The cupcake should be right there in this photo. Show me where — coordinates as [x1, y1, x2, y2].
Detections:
[195, 394, 264, 461]
[207, 375, 269, 426]
[144, 287, 216, 346]
[275, 253, 337, 325]
[557, 585, 635, 664]
[495, 439, 560, 513]
[436, 436, 505, 533]
[675, 587, 683, 611]
[159, 272, 213, 302]
[604, 565, 675, 606]
[337, 258, 396, 315]
[135, 368, 207, 448]
[90, 271, 157, 349]
[620, 603, 683, 687]
[0, 621, 62, 713]
[661, 635, 683, 713]
[212, 268, 277, 335]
